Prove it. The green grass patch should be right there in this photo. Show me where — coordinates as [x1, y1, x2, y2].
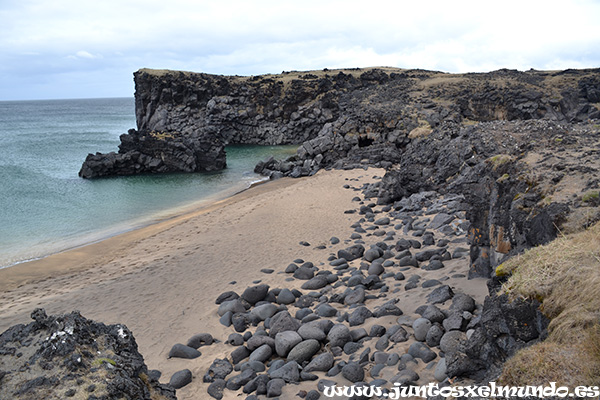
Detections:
[582, 191, 599, 203]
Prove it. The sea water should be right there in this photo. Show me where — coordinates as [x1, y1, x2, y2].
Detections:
[0, 98, 296, 268]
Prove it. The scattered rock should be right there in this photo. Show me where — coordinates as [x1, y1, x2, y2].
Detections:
[168, 343, 201, 359]
[187, 333, 214, 349]
[287, 339, 321, 364]
[169, 369, 192, 389]
[427, 285, 454, 304]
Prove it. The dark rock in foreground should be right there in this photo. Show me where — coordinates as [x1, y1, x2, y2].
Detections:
[0, 308, 176, 400]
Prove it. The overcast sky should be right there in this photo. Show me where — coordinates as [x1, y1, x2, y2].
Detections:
[1, 0, 599, 100]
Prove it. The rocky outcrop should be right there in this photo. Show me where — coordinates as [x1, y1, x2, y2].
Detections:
[444, 277, 549, 381]
[375, 119, 600, 278]
[0, 309, 175, 400]
[79, 128, 225, 179]
[80, 67, 600, 178]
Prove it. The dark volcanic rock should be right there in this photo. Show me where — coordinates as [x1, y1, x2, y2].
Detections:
[427, 285, 454, 304]
[444, 279, 549, 380]
[80, 128, 227, 178]
[337, 244, 365, 261]
[187, 332, 214, 348]
[269, 311, 301, 337]
[242, 283, 270, 305]
[81, 67, 600, 189]
[341, 362, 365, 383]
[204, 358, 233, 383]
[0, 309, 175, 400]
[169, 369, 193, 389]
[304, 352, 335, 372]
[168, 343, 202, 359]
[286, 339, 321, 364]
[269, 361, 301, 383]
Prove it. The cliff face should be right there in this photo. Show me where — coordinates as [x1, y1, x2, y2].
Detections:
[79, 67, 600, 179]
[78, 67, 600, 279]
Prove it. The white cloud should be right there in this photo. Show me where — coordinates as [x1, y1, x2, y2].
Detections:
[0, 0, 599, 100]
[75, 50, 99, 59]
[67, 50, 101, 60]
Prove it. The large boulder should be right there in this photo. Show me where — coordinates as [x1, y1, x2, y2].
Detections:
[0, 309, 176, 400]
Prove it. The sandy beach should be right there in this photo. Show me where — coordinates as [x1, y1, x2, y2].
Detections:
[0, 167, 489, 399]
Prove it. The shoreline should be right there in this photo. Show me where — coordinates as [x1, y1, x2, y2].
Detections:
[0, 175, 281, 293]
[0, 174, 271, 274]
[0, 167, 490, 400]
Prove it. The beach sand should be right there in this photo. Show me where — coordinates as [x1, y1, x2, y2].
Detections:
[0, 167, 489, 399]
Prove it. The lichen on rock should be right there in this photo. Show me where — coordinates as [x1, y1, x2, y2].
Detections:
[0, 308, 176, 400]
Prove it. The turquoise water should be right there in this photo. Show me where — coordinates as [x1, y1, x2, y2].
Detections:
[0, 98, 296, 268]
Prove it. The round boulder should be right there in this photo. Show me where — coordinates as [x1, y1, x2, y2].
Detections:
[341, 362, 364, 383]
[275, 331, 303, 357]
[412, 318, 432, 342]
[286, 339, 321, 364]
[169, 369, 192, 389]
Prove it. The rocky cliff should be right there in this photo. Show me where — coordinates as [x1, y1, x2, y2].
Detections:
[79, 67, 600, 179]
[80, 66, 600, 276]
[0, 309, 176, 400]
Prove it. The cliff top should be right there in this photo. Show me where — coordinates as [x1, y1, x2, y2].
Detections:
[137, 65, 600, 88]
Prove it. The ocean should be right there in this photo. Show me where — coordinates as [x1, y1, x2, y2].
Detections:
[0, 97, 296, 268]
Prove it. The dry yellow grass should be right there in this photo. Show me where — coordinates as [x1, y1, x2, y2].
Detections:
[498, 222, 600, 386]
[499, 341, 593, 387]
[408, 125, 433, 139]
[501, 222, 600, 341]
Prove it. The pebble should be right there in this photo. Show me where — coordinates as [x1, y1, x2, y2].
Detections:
[267, 378, 286, 397]
[207, 379, 226, 399]
[427, 285, 454, 304]
[186, 332, 214, 348]
[215, 291, 239, 304]
[203, 359, 233, 383]
[304, 352, 334, 372]
[276, 288, 296, 304]
[348, 306, 373, 326]
[297, 324, 326, 341]
[248, 344, 272, 363]
[327, 324, 352, 348]
[287, 339, 321, 363]
[169, 369, 192, 389]
[407, 342, 437, 362]
[230, 346, 250, 365]
[341, 362, 364, 382]
[412, 318, 432, 342]
[434, 358, 448, 382]
[241, 284, 270, 305]
[168, 343, 201, 359]
[440, 330, 467, 354]
[426, 324, 445, 347]
[275, 331, 303, 357]
[269, 361, 301, 383]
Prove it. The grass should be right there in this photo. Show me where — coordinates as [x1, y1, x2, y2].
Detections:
[407, 126, 432, 139]
[498, 222, 600, 386]
[149, 131, 177, 140]
[92, 357, 116, 367]
[486, 154, 515, 171]
[582, 190, 599, 203]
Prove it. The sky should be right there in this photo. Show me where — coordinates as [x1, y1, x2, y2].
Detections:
[1, 0, 599, 101]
